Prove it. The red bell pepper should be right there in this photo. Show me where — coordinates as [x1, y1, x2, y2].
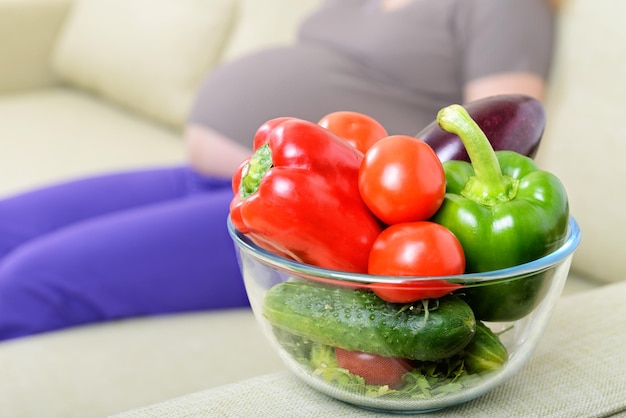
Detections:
[230, 117, 383, 273]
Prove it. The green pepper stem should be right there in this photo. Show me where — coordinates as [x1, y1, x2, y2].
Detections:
[437, 104, 516, 205]
[240, 143, 273, 198]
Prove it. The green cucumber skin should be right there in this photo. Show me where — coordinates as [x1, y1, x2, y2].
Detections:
[263, 281, 476, 361]
[462, 321, 509, 373]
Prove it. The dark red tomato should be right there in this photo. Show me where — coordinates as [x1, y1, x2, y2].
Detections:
[318, 111, 388, 153]
[368, 222, 465, 303]
[334, 347, 413, 389]
[368, 280, 464, 304]
[358, 135, 445, 225]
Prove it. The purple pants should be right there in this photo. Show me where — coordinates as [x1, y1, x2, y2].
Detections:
[0, 165, 249, 341]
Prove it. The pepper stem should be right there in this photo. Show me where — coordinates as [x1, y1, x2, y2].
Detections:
[437, 104, 517, 205]
[240, 143, 273, 198]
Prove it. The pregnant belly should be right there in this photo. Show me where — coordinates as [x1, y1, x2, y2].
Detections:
[188, 44, 432, 145]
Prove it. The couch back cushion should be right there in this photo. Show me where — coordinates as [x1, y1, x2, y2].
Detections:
[50, 0, 237, 129]
[220, 0, 322, 63]
[538, 0, 626, 284]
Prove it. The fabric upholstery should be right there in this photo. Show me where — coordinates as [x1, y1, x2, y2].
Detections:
[220, 0, 321, 62]
[50, 0, 237, 128]
[0, 0, 71, 92]
[538, 0, 626, 284]
[0, 88, 184, 197]
[0, 309, 284, 418]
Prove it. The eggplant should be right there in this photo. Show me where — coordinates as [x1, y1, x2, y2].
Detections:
[417, 94, 546, 162]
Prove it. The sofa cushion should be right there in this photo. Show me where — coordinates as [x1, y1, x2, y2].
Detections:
[0, 0, 72, 93]
[220, 0, 322, 62]
[50, 0, 236, 129]
[538, 0, 626, 284]
[0, 88, 184, 197]
[0, 308, 283, 418]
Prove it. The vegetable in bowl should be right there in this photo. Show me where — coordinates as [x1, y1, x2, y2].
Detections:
[227, 96, 580, 413]
[229, 215, 580, 412]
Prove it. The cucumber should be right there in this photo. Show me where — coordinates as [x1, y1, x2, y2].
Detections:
[462, 321, 509, 374]
[263, 281, 476, 361]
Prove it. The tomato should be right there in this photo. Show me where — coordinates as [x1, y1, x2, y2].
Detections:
[368, 222, 465, 303]
[368, 280, 464, 304]
[317, 111, 388, 153]
[334, 347, 413, 388]
[358, 135, 445, 225]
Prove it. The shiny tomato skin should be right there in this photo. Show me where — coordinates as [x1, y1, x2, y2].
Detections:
[368, 280, 464, 304]
[358, 135, 446, 225]
[368, 222, 465, 303]
[318, 111, 388, 153]
[334, 347, 413, 388]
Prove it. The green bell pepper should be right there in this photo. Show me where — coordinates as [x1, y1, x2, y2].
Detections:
[432, 104, 569, 321]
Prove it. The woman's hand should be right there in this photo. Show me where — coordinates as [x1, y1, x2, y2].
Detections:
[185, 124, 251, 177]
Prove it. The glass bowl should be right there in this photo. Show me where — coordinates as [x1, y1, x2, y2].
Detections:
[228, 216, 581, 414]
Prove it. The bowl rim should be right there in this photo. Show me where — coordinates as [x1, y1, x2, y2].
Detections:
[228, 216, 581, 284]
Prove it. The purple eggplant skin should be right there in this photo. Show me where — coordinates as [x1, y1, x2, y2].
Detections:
[416, 94, 546, 162]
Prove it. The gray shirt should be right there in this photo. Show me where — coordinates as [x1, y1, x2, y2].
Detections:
[189, 0, 555, 146]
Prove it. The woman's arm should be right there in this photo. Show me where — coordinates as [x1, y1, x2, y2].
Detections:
[460, 0, 554, 104]
[185, 124, 251, 178]
[463, 71, 547, 103]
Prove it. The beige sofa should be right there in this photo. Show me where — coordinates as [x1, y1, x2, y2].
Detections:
[0, 0, 624, 417]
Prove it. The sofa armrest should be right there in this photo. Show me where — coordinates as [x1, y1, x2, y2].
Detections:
[0, 0, 73, 93]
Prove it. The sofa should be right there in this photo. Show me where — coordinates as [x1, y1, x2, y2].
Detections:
[0, 0, 624, 417]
